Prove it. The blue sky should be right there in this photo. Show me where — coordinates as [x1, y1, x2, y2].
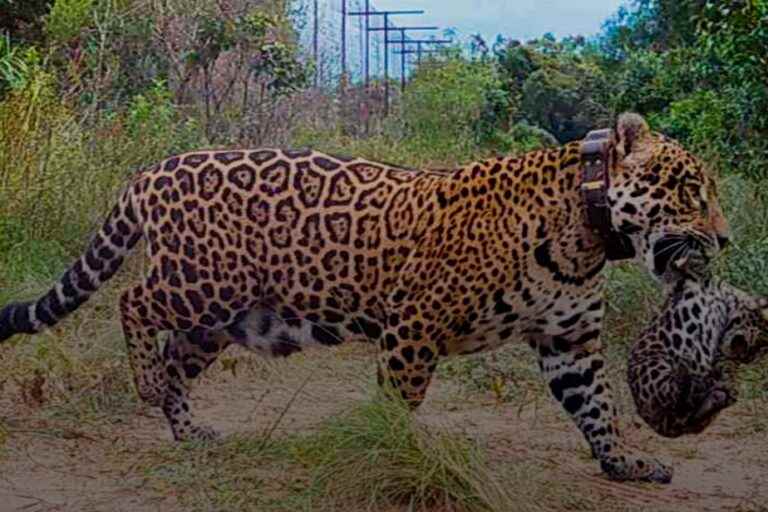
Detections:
[372, 0, 625, 43]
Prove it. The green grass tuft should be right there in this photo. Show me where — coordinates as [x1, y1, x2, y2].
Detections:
[297, 391, 521, 512]
[141, 388, 534, 512]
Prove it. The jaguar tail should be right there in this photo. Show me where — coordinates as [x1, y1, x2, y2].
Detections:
[0, 187, 142, 342]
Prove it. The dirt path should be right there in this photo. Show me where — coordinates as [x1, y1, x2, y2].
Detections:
[1, 346, 767, 512]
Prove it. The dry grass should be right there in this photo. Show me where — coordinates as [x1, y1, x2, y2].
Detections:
[0, 270, 140, 439]
[133, 383, 540, 512]
[295, 392, 524, 512]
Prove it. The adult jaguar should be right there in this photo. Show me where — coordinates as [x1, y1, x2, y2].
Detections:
[0, 113, 729, 483]
[628, 256, 768, 438]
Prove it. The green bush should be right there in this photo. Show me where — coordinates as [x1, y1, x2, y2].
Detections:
[45, 0, 95, 44]
[401, 56, 500, 163]
[0, 70, 205, 285]
[601, 0, 768, 181]
[481, 121, 557, 156]
[715, 176, 768, 295]
[0, 63, 79, 236]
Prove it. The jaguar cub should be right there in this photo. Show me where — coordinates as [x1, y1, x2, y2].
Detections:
[628, 261, 768, 438]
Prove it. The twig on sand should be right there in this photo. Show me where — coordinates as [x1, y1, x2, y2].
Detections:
[257, 371, 314, 452]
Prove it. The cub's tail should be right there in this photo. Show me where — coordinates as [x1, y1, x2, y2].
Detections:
[0, 187, 142, 342]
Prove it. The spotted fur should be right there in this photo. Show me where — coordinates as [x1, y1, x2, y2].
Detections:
[0, 113, 730, 483]
[629, 266, 768, 438]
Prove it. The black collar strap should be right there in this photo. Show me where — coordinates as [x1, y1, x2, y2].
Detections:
[580, 129, 635, 261]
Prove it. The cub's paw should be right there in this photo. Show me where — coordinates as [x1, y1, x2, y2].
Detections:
[136, 387, 165, 408]
[135, 373, 168, 408]
[174, 425, 221, 443]
[601, 454, 673, 484]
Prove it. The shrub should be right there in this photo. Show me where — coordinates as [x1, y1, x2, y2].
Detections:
[401, 55, 500, 163]
[0, 64, 80, 239]
[716, 175, 768, 295]
[0, 71, 205, 286]
[45, 0, 95, 45]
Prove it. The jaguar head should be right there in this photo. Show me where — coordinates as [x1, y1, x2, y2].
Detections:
[607, 113, 730, 281]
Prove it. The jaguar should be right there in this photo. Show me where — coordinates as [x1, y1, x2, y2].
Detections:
[0, 113, 730, 482]
[628, 255, 768, 438]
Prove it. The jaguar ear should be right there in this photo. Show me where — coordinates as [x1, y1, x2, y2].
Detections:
[615, 112, 651, 162]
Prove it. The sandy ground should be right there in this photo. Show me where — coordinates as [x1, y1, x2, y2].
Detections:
[1, 346, 767, 512]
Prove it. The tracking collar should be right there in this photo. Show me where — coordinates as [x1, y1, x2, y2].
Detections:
[580, 129, 635, 261]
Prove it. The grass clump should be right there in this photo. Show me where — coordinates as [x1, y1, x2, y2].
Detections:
[297, 391, 521, 512]
[0, 275, 137, 428]
[142, 390, 530, 512]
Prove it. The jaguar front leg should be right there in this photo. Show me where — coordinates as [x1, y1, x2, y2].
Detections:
[532, 330, 673, 483]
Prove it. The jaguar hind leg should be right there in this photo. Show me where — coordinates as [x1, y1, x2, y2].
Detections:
[376, 322, 440, 408]
[120, 275, 257, 411]
[120, 285, 167, 407]
[162, 328, 232, 441]
[685, 373, 736, 434]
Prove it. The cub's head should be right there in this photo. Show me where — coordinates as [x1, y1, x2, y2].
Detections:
[720, 291, 768, 364]
[607, 113, 730, 280]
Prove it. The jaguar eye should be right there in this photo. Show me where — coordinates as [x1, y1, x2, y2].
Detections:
[686, 183, 708, 216]
[699, 187, 710, 216]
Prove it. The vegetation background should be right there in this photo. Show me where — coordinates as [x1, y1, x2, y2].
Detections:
[0, 1, 767, 511]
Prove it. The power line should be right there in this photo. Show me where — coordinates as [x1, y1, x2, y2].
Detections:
[302, 1, 450, 113]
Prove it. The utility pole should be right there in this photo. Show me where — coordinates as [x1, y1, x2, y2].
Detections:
[398, 29, 406, 92]
[389, 38, 452, 68]
[394, 47, 446, 65]
[369, 23, 436, 113]
[313, 0, 319, 87]
[349, 9, 424, 115]
[364, 0, 370, 88]
[341, 0, 347, 79]
[384, 30, 441, 92]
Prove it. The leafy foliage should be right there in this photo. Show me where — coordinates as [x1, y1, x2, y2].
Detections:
[600, 0, 768, 181]
[401, 55, 501, 161]
[0, 34, 41, 97]
[45, 0, 95, 45]
[599, 0, 704, 59]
